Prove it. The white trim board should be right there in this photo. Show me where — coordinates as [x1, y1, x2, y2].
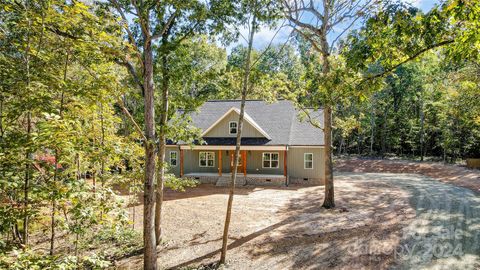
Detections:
[201, 107, 272, 140]
[288, 145, 324, 149]
[180, 145, 287, 151]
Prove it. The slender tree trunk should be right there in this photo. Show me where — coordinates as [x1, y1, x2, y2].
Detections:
[370, 99, 375, 155]
[0, 100, 3, 138]
[142, 37, 158, 270]
[23, 0, 32, 246]
[356, 108, 361, 155]
[380, 108, 388, 158]
[319, 2, 334, 208]
[132, 176, 136, 230]
[322, 105, 335, 208]
[419, 97, 425, 161]
[50, 44, 68, 256]
[220, 14, 256, 264]
[337, 135, 344, 156]
[155, 52, 169, 245]
[50, 150, 58, 256]
[23, 112, 31, 246]
[100, 103, 105, 186]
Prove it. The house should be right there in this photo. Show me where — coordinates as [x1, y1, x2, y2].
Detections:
[165, 100, 325, 186]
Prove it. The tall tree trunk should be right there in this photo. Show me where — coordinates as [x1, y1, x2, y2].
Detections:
[370, 98, 375, 155]
[155, 52, 169, 245]
[380, 108, 388, 158]
[100, 103, 105, 186]
[0, 100, 3, 138]
[220, 14, 256, 264]
[23, 112, 31, 246]
[419, 97, 425, 161]
[322, 105, 335, 208]
[50, 149, 58, 256]
[91, 115, 96, 194]
[50, 45, 68, 256]
[320, 1, 334, 208]
[23, 0, 32, 246]
[143, 37, 158, 270]
[337, 135, 344, 156]
[356, 107, 361, 155]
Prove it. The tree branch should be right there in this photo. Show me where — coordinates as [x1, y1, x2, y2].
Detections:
[131, 0, 150, 39]
[114, 59, 145, 96]
[152, 10, 179, 41]
[300, 107, 324, 131]
[117, 96, 147, 142]
[360, 39, 455, 84]
[292, 27, 322, 53]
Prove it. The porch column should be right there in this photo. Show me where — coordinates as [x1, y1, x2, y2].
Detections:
[242, 150, 247, 176]
[180, 149, 184, 177]
[218, 150, 222, 176]
[284, 150, 287, 177]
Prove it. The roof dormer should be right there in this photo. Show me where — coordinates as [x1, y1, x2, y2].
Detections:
[202, 107, 271, 139]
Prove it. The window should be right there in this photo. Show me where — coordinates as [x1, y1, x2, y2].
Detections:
[229, 121, 238, 134]
[304, 153, 313, 169]
[262, 152, 279, 168]
[170, 151, 178, 167]
[199, 151, 215, 167]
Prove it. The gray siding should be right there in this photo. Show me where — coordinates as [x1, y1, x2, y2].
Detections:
[165, 146, 180, 176]
[246, 151, 285, 175]
[178, 150, 285, 176]
[184, 150, 220, 174]
[287, 147, 324, 179]
[167, 147, 324, 182]
[203, 110, 264, 138]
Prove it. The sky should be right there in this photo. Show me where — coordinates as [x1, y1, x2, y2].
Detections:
[225, 0, 441, 52]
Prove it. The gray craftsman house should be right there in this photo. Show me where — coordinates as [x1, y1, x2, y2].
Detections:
[165, 100, 325, 186]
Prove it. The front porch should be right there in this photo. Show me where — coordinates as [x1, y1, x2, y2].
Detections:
[182, 172, 288, 187]
[177, 145, 289, 186]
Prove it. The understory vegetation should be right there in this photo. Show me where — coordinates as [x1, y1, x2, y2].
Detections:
[0, 0, 478, 269]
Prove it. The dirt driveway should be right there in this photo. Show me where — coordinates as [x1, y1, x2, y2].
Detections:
[343, 173, 480, 270]
[116, 171, 480, 270]
[117, 174, 413, 269]
[335, 158, 480, 194]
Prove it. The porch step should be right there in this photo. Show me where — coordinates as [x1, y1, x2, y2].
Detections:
[215, 176, 246, 187]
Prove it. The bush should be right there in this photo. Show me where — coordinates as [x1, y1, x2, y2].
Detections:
[0, 250, 111, 270]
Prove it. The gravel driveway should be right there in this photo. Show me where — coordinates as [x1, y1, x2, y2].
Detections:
[341, 172, 480, 270]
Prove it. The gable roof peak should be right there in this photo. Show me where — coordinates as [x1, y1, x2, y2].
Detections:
[201, 107, 271, 140]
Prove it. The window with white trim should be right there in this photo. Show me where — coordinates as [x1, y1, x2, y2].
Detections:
[262, 152, 279, 168]
[304, 153, 313, 169]
[229, 121, 238, 134]
[170, 151, 178, 167]
[199, 151, 215, 167]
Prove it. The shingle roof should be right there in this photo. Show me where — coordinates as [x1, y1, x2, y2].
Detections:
[184, 100, 324, 146]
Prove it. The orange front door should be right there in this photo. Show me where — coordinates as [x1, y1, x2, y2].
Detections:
[230, 151, 245, 174]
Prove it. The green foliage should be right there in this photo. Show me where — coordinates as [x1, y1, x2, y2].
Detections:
[0, 249, 111, 270]
[335, 0, 480, 160]
[0, 0, 144, 266]
[218, 43, 303, 100]
[333, 52, 480, 160]
[165, 174, 198, 192]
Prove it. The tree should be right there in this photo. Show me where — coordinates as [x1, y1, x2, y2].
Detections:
[221, 44, 303, 100]
[0, 0, 142, 265]
[338, 0, 480, 161]
[212, 0, 281, 264]
[284, 0, 378, 208]
[152, 6, 211, 245]
[106, 1, 211, 267]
